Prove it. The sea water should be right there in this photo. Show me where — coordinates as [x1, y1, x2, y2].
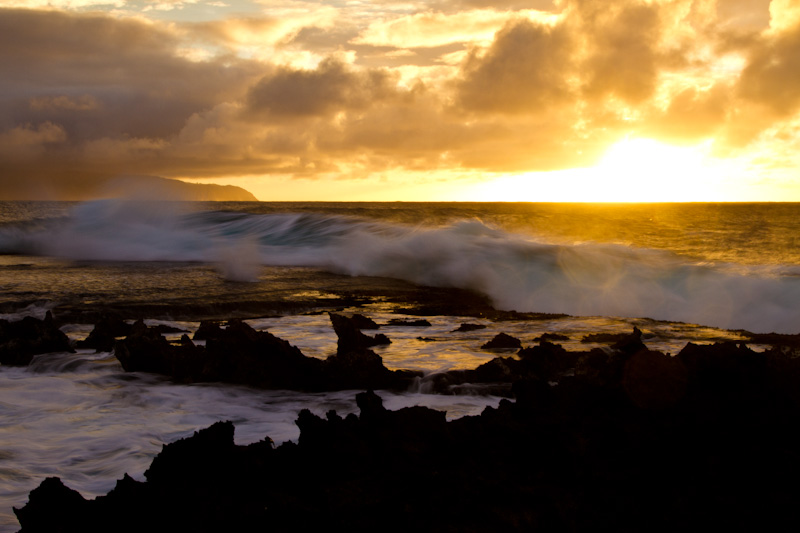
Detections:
[2, 201, 799, 331]
[0, 201, 798, 530]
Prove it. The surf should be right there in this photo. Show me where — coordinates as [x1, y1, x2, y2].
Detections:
[1, 199, 798, 334]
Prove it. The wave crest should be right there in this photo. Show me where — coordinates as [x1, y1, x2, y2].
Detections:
[1, 200, 798, 333]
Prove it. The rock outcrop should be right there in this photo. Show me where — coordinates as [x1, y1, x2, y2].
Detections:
[0, 312, 73, 366]
[18, 337, 800, 533]
[114, 317, 416, 391]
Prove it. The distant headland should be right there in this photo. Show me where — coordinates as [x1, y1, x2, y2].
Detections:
[0, 174, 257, 202]
[97, 175, 258, 202]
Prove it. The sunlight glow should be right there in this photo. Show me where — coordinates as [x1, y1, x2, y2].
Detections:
[466, 138, 747, 202]
[589, 138, 721, 201]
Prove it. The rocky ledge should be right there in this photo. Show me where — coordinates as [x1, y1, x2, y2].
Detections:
[14, 328, 800, 532]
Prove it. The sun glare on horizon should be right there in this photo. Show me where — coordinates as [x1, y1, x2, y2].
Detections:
[465, 137, 750, 203]
[588, 138, 726, 201]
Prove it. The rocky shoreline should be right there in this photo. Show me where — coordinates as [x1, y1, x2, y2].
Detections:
[6, 307, 800, 531]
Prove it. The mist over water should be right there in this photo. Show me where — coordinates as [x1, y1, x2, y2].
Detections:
[1, 200, 799, 333]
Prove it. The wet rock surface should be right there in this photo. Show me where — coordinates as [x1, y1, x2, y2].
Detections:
[17, 334, 800, 532]
[0, 312, 73, 366]
[452, 323, 487, 332]
[115, 315, 415, 391]
[481, 332, 523, 350]
[14, 308, 800, 531]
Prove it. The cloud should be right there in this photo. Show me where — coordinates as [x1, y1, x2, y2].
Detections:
[737, 16, 800, 116]
[769, 0, 800, 33]
[29, 95, 101, 111]
[187, 7, 340, 62]
[0, 122, 67, 151]
[245, 58, 397, 117]
[1, 1, 800, 199]
[352, 9, 559, 49]
[0, 0, 125, 8]
[573, 0, 663, 103]
[456, 19, 575, 114]
[643, 84, 731, 143]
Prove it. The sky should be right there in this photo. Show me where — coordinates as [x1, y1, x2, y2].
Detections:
[1, 0, 799, 201]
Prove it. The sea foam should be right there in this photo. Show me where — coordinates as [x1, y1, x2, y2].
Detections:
[1, 199, 798, 333]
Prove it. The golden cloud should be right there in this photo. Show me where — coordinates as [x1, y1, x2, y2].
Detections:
[352, 9, 560, 49]
[1, 1, 799, 199]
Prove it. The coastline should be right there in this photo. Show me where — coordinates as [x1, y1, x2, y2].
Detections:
[6, 285, 800, 531]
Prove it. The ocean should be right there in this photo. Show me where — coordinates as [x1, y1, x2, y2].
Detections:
[0, 200, 798, 530]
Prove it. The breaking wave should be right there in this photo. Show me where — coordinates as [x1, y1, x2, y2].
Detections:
[1, 199, 799, 333]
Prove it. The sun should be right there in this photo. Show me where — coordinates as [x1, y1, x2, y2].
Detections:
[588, 138, 722, 202]
[465, 138, 735, 202]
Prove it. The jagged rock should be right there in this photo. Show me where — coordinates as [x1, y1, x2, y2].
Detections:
[192, 320, 228, 341]
[385, 318, 431, 327]
[0, 312, 74, 366]
[355, 389, 387, 421]
[610, 326, 647, 356]
[19, 377, 800, 533]
[534, 332, 569, 342]
[517, 340, 578, 381]
[329, 313, 391, 353]
[76, 314, 132, 352]
[622, 349, 688, 409]
[350, 314, 380, 330]
[13, 477, 88, 531]
[323, 345, 399, 390]
[116, 318, 414, 391]
[764, 345, 800, 406]
[481, 332, 522, 350]
[452, 323, 487, 332]
[114, 319, 196, 376]
[581, 327, 647, 351]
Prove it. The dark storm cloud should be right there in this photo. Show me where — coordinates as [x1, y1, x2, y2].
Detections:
[0, 8, 259, 138]
[245, 58, 397, 117]
[0, 7, 262, 197]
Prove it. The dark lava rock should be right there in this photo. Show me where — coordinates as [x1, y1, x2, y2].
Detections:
[350, 313, 380, 330]
[534, 332, 569, 342]
[25, 326, 800, 531]
[0, 312, 74, 366]
[192, 320, 225, 341]
[19, 357, 800, 533]
[76, 314, 132, 352]
[149, 324, 188, 335]
[481, 332, 522, 350]
[452, 323, 487, 332]
[13, 477, 88, 531]
[621, 349, 688, 409]
[322, 344, 400, 390]
[517, 340, 579, 381]
[329, 313, 391, 352]
[114, 319, 198, 377]
[385, 318, 432, 327]
[581, 326, 647, 347]
[610, 326, 647, 356]
[739, 331, 800, 347]
[116, 318, 414, 391]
